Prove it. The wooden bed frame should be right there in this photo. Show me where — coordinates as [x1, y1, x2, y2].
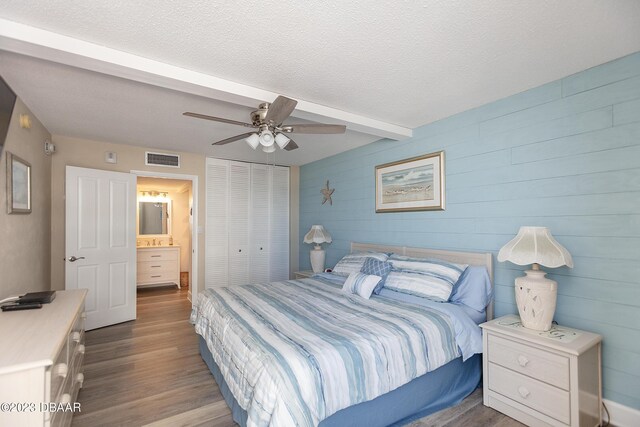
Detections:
[351, 242, 494, 320]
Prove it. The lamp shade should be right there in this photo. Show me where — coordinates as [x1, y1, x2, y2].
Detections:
[245, 133, 260, 149]
[259, 130, 274, 147]
[262, 144, 276, 153]
[497, 226, 573, 268]
[275, 133, 291, 149]
[303, 225, 332, 245]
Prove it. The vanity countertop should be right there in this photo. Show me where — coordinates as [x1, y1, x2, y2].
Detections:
[137, 245, 180, 249]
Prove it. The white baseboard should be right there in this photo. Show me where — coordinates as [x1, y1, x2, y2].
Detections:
[604, 398, 640, 427]
[187, 290, 192, 302]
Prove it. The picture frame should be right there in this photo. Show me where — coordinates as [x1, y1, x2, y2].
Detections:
[6, 151, 31, 214]
[375, 151, 445, 213]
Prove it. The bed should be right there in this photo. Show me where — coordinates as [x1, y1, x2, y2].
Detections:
[192, 243, 494, 427]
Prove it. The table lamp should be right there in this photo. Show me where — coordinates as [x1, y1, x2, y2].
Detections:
[303, 225, 332, 273]
[497, 226, 573, 331]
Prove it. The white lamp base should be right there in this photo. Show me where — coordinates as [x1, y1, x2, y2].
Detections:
[310, 245, 326, 273]
[515, 267, 558, 331]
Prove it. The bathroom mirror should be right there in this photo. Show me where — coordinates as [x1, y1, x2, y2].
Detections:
[138, 201, 171, 235]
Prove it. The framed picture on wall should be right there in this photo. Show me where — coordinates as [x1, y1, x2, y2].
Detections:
[6, 151, 31, 214]
[375, 151, 445, 213]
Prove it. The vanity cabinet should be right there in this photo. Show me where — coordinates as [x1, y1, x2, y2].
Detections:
[137, 246, 180, 288]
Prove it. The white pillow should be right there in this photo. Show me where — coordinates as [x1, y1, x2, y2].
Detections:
[333, 252, 389, 276]
[342, 272, 381, 299]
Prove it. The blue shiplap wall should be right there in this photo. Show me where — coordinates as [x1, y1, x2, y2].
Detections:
[300, 52, 640, 410]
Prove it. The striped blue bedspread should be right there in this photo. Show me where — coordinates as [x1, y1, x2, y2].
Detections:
[191, 276, 463, 427]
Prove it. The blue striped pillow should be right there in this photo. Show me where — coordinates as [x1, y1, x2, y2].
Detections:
[333, 252, 389, 276]
[342, 272, 382, 299]
[385, 255, 468, 302]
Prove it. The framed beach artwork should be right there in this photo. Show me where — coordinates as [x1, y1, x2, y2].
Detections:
[375, 151, 445, 213]
[6, 151, 31, 214]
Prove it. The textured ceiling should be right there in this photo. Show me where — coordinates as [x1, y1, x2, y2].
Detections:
[1, 0, 640, 164]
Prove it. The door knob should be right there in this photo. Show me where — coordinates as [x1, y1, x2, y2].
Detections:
[68, 256, 85, 262]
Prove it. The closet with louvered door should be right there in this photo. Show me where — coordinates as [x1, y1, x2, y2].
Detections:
[205, 158, 289, 289]
[228, 161, 251, 286]
[269, 166, 290, 282]
[250, 163, 270, 284]
[205, 158, 229, 288]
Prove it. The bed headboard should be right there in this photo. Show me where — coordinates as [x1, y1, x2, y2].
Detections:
[350, 242, 494, 320]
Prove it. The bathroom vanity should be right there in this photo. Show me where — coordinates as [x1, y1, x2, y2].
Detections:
[137, 246, 180, 288]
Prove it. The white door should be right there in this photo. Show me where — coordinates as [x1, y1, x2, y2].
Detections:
[65, 166, 137, 330]
[250, 163, 270, 283]
[270, 166, 290, 281]
[205, 159, 229, 288]
[228, 161, 250, 286]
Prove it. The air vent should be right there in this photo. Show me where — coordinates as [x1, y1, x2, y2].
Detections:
[145, 151, 180, 168]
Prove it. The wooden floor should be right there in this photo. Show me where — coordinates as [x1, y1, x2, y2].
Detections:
[73, 287, 523, 427]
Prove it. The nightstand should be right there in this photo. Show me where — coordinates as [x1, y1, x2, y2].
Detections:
[481, 315, 602, 427]
[294, 270, 315, 279]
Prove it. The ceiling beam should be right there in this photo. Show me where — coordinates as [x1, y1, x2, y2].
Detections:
[0, 18, 412, 140]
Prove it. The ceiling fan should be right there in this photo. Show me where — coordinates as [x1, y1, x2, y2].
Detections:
[183, 96, 346, 152]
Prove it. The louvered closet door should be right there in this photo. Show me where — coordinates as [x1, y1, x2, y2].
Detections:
[228, 161, 251, 286]
[270, 166, 290, 281]
[250, 164, 270, 283]
[205, 159, 229, 288]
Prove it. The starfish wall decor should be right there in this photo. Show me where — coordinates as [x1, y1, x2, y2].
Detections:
[321, 180, 334, 205]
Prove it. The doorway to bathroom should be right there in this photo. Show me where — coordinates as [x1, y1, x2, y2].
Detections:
[133, 170, 199, 305]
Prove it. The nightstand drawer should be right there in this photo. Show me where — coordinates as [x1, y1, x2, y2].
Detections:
[489, 363, 570, 425]
[488, 334, 569, 390]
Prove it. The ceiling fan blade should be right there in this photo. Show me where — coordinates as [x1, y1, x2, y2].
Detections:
[212, 132, 255, 146]
[265, 96, 298, 125]
[184, 112, 255, 128]
[283, 138, 299, 151]
[281, 124, 346, 134]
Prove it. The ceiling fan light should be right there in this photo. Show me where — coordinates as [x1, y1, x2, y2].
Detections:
[245, 133, 260, 149]
[262, 144, 276, 153]
[260, 130, 274, 147]
[275, 133, 291, 149]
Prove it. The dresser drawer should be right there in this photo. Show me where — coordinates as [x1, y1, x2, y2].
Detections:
[488, 333, 569, 390]
[489, 363, 570, 425]
[137, 248, 179, 262]
[137, 260, 178, 274]
[137, 270, 179, 283]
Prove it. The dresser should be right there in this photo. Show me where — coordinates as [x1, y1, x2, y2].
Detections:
[137, 246, 180, 288]
[0, 289, 87, 427]
[481, 315, 602, 427]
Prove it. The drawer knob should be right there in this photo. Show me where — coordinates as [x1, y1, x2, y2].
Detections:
[60, 393, 72, 405]
[72, 331, 81, 342]
[77, 344, 86, 354]
[55, 363, 68, 378]
[518, 386, 530, 399]
[517, 355, 529, 367]
[76, 372, 85, 387]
